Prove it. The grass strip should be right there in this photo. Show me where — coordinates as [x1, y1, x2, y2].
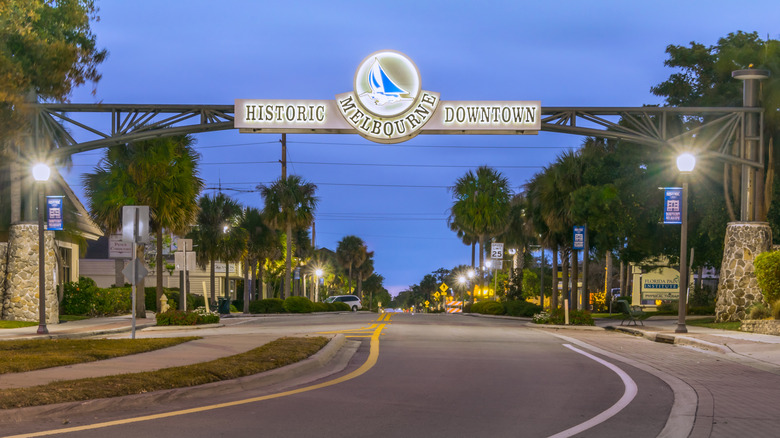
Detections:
[0, 321, 38, 329]
[685, 317, 741, 331]
[0, 338, 199, 374]
[0, 336, 329, 409]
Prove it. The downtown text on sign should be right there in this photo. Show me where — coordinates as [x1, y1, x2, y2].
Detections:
[235, 50, 541, 143]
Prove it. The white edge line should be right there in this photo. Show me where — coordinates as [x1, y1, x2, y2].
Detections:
[545, 331, 696, 438]
[547, 344, 638, 438]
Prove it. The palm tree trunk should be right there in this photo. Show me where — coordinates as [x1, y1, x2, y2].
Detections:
[156, 228, 163, 313]
[284, 223, 292, 300]
[136, 244, 146, 317]
[551, 246, 559, 310]
[115, 258, 124, 288]
[209, 259, 216, 304]
[471, 242, 475, 270]
[243, 257, 250, 313]
[478, 235, 486, 288]
[348, 264, 353, 293]
[571, 249, 579, 310]
[561, 249, 569, 309]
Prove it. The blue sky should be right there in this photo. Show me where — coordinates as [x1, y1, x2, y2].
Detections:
[62, 1, 780, 294]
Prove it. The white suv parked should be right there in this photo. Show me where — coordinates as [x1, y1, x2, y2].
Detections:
[325, 295, 362, 311]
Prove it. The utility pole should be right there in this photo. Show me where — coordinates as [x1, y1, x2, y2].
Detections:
[281, 133, 287, 180]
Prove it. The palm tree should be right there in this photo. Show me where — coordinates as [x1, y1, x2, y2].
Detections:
[258, 175, 318, 300]
[449, 166, 513, 287]
[83, 134, 203, 314]
[239, 207, 275, 311]
[336, 235, 367, 294]
[356, 253, 375, 307]
[189, 193, 242, 304]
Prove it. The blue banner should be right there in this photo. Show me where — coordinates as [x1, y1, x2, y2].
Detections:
[573, 226, 585, 250]
[46, 196, 64, 231]
[663, 188, 682, 224]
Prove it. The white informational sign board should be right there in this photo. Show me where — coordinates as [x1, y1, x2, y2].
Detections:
[109, 234, 133, 259]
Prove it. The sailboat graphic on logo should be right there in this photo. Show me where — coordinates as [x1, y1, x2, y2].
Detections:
[363, 58, 413, 106]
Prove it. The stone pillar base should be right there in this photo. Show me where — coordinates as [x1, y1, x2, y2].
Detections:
[3, 224, 59, 323]
[715, 222, 772, 323]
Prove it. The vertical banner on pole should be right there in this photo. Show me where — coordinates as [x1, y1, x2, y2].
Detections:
[573, 226, 585, 250]
[663, 187, 683, 224]
[45, 196, 64, 231]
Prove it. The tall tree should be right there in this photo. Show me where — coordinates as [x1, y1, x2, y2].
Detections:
[449, 166, 513, 287]
[336, 235, 367, 294]
[651, 31, 780, 241]
[83, 134, 203, 314]
[258, 175, 318, 299]
[1, 0, 107, 229]
[190, 193, 242, 304]
[239, 207, 275, 311]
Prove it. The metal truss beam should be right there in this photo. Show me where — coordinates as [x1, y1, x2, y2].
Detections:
[541, 106, 764, 169]
[34, 104, 234, 158]
[32, 103, 763, 170]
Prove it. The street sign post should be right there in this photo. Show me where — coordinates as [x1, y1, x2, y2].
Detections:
[122, 206, 150, 339]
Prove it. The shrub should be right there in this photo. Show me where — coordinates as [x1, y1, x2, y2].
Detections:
[231, 300, 244, 312]
[284, 296, 314, 313]
[773, 301, 780, 320]
[93, 287, 131, 315]
[61, 277, 99, 315]
[155, 309, 220, 326]
[748, 302, 772, 320]
[156, 310, 199, 325]
[532, 312, 550, 324]
[656, 302, 678, 314]
[755, 251, 780, 304]
[504, 300, 542, 317]
[248, 298, 285, 314]
[544, 308, 595, 326]
[331, 302, 350, 311]
[688, 305, 715, 315]
[312, 302, 329, 312]
[471, 301, 505, 315]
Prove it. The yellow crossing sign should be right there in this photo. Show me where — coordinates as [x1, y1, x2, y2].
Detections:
[439, 282, 449, 293]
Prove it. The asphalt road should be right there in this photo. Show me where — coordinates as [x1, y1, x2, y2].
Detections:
[4, 313, 677, 438]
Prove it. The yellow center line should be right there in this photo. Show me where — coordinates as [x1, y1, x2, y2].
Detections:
[7, 324, 388, 438]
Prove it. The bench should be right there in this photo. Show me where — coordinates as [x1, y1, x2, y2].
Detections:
[616, 300, 645, 326]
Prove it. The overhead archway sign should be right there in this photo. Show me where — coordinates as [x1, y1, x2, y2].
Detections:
[235, 50, 541, 144]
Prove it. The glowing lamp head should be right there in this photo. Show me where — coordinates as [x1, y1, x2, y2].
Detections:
[467, 270, 475, 279]
[315, 268, 323, 277]
[458, 275, 466, 284]
[32, 163, 51, 182]
[676, 153, 696, 173]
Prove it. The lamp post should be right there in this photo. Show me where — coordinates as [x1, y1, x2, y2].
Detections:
[314, 268, 323, 302]
[676, 153, 695, 334]
[32, 163, 51, 335]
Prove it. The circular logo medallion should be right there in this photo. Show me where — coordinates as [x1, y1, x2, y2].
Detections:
[353, 50, 421, 118]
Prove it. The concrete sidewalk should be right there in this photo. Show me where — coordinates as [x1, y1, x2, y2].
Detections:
[597, 315, 780, 372]
[0, 314, 289, 390]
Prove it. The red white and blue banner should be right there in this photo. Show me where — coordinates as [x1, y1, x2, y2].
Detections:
[663, 188, 682, 224]
[45, 196, 64, 231]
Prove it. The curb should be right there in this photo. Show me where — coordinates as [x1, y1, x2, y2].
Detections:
[0, 334, 349, 425]
[0, 323, 158, 341]
[606, 325, 731, 354]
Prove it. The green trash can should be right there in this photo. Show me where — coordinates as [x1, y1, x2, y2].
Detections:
[218, 298, 231, 314]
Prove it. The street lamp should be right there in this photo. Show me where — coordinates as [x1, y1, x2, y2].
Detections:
[676, 153, 695, 333]
[32, 162, 51, 335]
[314, 268, 323, 302]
